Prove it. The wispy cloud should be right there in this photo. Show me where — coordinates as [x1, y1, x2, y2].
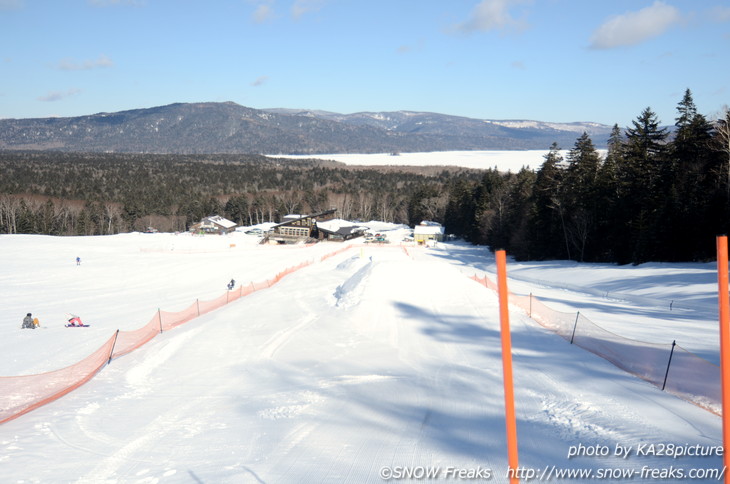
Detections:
[56, 55, 114, 71]
[590, 1, 681, 49]
[247, 0, 274, 23]
[396, 39, 424, 55]
[453, 0, 532, 35]
[248, 0, 326, 23]
[37, 88, 81, 102]
[251, 75, 269, 87]
[291, 0, 325, 20]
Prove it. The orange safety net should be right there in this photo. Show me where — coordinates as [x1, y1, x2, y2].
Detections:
[0, 248, 356, 425]
[0, 334, 117, 424]
[112, 314, 161, 359]
[471, 273, 722, 415]
[160, 301, 200, 331]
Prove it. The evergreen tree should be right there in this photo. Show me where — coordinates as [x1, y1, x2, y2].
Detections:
[562, 133, 602, 261]
[444, 179, 477, 241]
[594, 124, 625, 261]
[529, 143, 566, 259]
[622, 107, 669, 263]
[668, 89, 716, 259]
[224, 195, 249, 225]
[472, 169, 508, 248]
[505, 167, 536, 260]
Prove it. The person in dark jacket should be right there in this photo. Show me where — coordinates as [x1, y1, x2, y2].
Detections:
[21, 313, 35, 329]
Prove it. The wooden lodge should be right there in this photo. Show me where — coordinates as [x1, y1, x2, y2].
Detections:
[264, 209, 338, 244]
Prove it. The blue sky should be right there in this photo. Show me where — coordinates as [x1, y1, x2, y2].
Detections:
[1, 0, 729, 127]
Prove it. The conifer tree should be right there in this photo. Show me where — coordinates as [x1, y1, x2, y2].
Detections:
[595, 124, 625, 261]
[668, 89, 715, 259]
[529, 143, 566, 259]
[562, 132, 601, 260]
[623, 107, 669, 263]
[444, 179, 477, 241]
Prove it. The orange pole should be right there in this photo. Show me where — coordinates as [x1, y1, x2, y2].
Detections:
[717, 236, 730, 484]
[496, 250, 519, 483]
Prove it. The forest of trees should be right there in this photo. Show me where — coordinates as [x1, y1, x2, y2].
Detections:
[0, 151, 481, 237]
[1, 89, 729, 264]
[443, 90, 730, 264]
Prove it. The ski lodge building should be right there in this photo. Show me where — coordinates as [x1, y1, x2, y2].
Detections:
[265, 209, 367, 244]
[190, 215, 237, 235]
[414, 221, 445, 246]
[265, 209, 337, 244]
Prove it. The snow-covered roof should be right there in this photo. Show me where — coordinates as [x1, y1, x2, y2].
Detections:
[414, 224, 444, 235]
[205, 215, 237, 229]
[317, 219, 368, 235]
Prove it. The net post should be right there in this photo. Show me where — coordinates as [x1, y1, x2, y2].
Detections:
[661, 340, 676, 391]
[570, 312, 580, 344]
[715, 235, 730, 484]
[108, 329, 120, 364]
[158, 308, 163, 333]
[496, 250, 519, 483]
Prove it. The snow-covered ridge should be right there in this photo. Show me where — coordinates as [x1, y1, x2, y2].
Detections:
[485, 120, 607, 132]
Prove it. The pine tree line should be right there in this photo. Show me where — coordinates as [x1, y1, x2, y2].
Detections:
[444, 90, 730, 263]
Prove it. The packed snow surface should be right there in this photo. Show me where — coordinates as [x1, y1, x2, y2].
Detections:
[0, 225, 724, 483]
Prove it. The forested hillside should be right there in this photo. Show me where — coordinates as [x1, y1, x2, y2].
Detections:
[0, 101, 611, 153]
[0, 151, 481, 236]
[1, 90, 728, 264]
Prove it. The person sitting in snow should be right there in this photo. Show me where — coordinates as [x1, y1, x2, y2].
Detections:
[67, 315, 83, 327]
[21, 313, 35, 329]
[33, 316, 40, 328]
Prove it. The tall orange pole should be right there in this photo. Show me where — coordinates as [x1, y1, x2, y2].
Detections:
[496, 250, 519, 483]
[717, 236, 730, 484]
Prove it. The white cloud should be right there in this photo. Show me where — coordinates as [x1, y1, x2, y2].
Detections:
[252, 3, 273, 23]
[291, 0, 325, 20]
[251, 75, 269, 87]
[37, 88, 81, 102]
[56, 55, 114, 71]
[454, 0, 531, 34]
[590, 1, 681, 49]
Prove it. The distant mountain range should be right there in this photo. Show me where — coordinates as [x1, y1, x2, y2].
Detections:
[0, 102, 613, 154]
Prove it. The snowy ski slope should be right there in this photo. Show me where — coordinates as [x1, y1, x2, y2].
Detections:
[0, 227, 723, 483]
